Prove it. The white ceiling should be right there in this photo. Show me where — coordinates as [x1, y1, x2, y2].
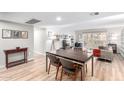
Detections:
[0, 12, 124, 27]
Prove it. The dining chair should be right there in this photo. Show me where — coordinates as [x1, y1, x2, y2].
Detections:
[47, 53, 61, 80]
[60, 58, 85, 81]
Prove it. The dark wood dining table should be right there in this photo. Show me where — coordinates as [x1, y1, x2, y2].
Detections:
[46, 48, 94, 76]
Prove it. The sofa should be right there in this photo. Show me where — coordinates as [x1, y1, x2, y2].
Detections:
[98, 46, 113, 62]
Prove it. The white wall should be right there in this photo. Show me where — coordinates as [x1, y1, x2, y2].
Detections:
[0, 21, 34, 68]
[34, 26, 75, 55]
[34, 27, 47, 55]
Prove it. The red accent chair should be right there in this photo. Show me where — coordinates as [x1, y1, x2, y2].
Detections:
[93, 49, 101, 57]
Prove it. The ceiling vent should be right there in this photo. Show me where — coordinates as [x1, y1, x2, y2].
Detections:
[25, 18, 41, 24]
[90, 12, 99, 16]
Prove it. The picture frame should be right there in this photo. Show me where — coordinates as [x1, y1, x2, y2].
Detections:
[2, 29, 12, 38]
[21, 31, 28, 39]
[11, 30, 21, 38]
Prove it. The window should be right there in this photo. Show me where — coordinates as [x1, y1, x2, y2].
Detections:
[82, 32, 107, 49]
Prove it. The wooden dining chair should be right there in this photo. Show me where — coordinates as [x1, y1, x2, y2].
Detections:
[60, 58, 85, 81]
[47, 54, 61, 80]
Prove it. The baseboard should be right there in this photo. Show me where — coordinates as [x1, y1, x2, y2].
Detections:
[34, 51, 45, 56]
[28, 58, 34, 62]
[0, 65, 5, 69]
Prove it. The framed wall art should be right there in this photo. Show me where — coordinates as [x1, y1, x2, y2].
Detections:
[12, 30, 21, 38]
[21, 31, 28, 39]
[2, 29, 28, 39]
[2, 29, 12, 39]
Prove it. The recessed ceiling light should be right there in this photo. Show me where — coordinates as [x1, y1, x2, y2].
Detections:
[56, 17, 62, 21]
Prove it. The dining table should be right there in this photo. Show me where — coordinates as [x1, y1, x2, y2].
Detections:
[46, 48, 94, 76]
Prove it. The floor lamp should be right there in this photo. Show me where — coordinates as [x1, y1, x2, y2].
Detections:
[50, 39, 55, 51]
[50, 36, 56, 51]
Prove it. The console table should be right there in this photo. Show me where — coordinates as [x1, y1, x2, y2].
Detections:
[4, 47, 28, 68]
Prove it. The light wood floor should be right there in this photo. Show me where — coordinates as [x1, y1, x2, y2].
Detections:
[0, 54, 124, 81]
